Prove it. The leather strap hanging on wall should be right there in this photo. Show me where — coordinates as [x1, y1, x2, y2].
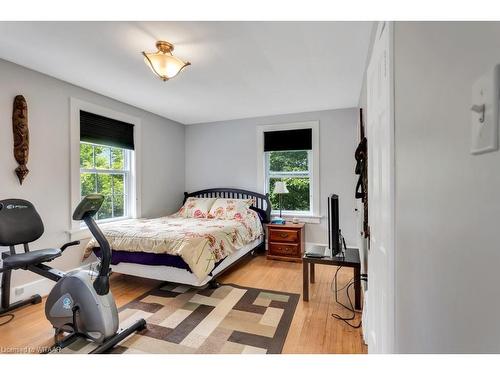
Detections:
[354, 108, 369, 238]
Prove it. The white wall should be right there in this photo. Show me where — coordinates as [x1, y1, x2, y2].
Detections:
[0, 59, 185, 288]
[185, 109, 359, 246]
[394, 22, 500, 353]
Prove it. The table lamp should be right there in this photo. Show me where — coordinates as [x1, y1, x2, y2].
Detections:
[272, 181, 289, 224]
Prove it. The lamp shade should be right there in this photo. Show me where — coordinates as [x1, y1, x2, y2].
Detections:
[273, 181, 289, 194]
[143, 41, 190, 81]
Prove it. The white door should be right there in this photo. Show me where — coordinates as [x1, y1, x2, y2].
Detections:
[366, 21, 395, 353]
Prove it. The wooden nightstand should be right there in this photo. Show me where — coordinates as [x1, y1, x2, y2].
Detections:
[266, 223, 305, 262]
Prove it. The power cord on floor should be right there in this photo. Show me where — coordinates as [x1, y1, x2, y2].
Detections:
[332, 280, 361, 328]
[331, 234, 362, 329]
[330, 270, 353, 294]
[0, 313, 14, 326]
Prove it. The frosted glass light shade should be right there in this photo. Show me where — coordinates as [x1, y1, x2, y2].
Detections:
[142, 41, 190, 81]
[273, 181, 289, 194]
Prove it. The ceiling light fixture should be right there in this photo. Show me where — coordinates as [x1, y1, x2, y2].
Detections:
[142, 41, 191, 81]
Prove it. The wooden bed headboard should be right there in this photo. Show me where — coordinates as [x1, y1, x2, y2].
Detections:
[183, 188, 272, 224]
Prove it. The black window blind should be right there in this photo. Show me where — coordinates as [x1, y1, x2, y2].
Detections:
[80, 110, 135, 150]
[263, 128, 312, 152]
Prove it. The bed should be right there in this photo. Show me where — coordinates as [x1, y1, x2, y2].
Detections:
[84, 188, 271, 287]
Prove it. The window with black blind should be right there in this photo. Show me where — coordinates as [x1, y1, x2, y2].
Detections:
[79, 111, 135, 221]
[264, 128, 313, 214]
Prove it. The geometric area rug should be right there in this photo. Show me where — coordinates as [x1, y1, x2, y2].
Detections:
[56, 283, 300, 354]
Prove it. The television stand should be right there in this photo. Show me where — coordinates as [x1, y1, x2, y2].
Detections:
[302, 247, 362, 310]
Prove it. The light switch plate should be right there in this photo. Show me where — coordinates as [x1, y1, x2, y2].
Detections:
[471, 64, 500, 155]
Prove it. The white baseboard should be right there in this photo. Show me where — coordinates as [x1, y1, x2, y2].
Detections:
[0, 262, 98, 305]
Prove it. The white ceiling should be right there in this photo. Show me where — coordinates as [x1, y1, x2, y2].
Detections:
[0, 22, 373, 124]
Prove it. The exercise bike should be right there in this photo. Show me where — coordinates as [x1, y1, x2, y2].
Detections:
[0, 194, 146, 353]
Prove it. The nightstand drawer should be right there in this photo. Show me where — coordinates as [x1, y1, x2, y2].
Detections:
[269, 243, 300, 257]
[269, 229, 299, 243]
[266, 223, 304, 263]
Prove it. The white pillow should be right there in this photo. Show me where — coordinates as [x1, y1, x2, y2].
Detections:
[208, 198, 253, 220]
[178, 197, 217, 218]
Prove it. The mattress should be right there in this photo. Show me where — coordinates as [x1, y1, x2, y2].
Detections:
[109, 237, 263, 287]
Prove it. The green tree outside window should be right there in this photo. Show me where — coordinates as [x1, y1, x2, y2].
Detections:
[80, 142, 129, 220]
[267, 150, 311, 213]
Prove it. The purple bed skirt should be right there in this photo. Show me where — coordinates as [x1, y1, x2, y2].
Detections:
[93, 248, 192, 272]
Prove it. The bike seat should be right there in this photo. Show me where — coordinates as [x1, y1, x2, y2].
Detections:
[3, 248, 61, 270]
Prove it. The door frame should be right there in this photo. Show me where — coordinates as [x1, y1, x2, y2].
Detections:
[366, 20, 396, 353]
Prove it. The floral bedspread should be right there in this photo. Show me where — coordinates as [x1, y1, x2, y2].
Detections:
[84, 210, 263, 280]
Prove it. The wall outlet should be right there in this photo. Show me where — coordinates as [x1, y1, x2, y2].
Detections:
[14, 287, 24, 297]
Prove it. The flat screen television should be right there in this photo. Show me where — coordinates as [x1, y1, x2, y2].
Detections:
[328, 194, 342, 257]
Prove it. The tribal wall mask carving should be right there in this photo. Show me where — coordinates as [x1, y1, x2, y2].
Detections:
[12, 95, 29, 185]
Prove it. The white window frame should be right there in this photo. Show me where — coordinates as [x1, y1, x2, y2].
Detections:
[69, 98, 142, 239]
[257, 121, 320, 224]
[80, 141, 132, 223]
[264, 150, 313, 216]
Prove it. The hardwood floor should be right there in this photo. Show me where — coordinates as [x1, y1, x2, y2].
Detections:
[0, 255, 367, 354]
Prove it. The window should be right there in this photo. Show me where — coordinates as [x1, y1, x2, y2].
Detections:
[266, 150, 312, 214]
[257, 121, 320, 222]
[70, 98, 141, 235]
[80, 142, 131, 221]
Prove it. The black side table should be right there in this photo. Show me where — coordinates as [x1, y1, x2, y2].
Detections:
[302, 248, 362, 310]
